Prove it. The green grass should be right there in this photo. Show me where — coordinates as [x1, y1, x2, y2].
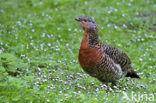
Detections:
[0, 0, 155, 102]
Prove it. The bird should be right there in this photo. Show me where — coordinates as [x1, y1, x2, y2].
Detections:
[75, 16, 140, 86]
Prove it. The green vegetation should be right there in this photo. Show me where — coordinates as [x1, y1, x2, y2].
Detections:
[0, 0, 155, 102]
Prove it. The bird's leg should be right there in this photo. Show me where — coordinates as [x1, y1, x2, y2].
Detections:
[111, 81, 117, 89]
[104, 82, 108, 87]
[99, 79, 108, 86]
[99, 79, 109, 90]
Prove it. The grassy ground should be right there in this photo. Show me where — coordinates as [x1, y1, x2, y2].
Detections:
[0, 0, 155, 102]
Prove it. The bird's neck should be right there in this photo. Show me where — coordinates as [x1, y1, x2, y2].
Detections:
[85, 32, 100, 46]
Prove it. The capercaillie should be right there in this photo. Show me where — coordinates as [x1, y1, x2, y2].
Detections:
[75, 17, 140, 85]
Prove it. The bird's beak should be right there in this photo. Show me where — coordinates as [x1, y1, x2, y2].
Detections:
[75, 17, 80, 22]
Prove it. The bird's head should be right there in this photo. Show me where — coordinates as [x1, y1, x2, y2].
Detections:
[75, 17, 98, 34]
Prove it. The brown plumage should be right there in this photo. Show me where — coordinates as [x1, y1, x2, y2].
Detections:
[75, 17, 140, 85]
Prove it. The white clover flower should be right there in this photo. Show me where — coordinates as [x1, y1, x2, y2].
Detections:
[123, 24, 127, 28]
[42, 33, 45, 37]
[84, 1, 88, 5]
[68, 28, 71, 31]
[136, 12, 139, 15]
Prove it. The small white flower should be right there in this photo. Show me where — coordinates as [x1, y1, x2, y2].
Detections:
[123, 24, 127, 28]
[58, 35, 61, 38]
[114, 25, 118, 29]
[32, 29, 35, 32]
[42, 13, 44, 16]
[42, 33, 45, 37]
[39, 2, 43, 5]
[40, 43, 44, 50]
[48, 43, 51, 46]
[57, 27, 61, 30]
[107, 24, 111, 27]
[118, 44, 121, 46]
[0, 50, 2, 54]
[66, 43, 69, 47]
[136, 12, 139, 15]
[56, 48, 60, 51]
[47, 35, 50, 38]
[68, 28, 71, 31]
[122, 14, 125, 17]
[74, 28, 77, 31]
[0, 10, 4, 13]
[114, 8, 118, 12]
[38, 67, 41, 71]
[84, 1, 88, 5]
[139, 58, 143, 61]
[108, 10, 111, 14]
[122, 92, 130, 100]
[17, 21, 21, 25]
[27, 44, 29, 49]
[128, 3, 131, 6]
[101, 27, 104, 29]
[51, 34, 53, 37]
[30, 42, 33, 45]
[55, 8, 58, 11]
[47, 99, 50, 102]
[59, 91, 62, 94]
[117, 2, 120, 5]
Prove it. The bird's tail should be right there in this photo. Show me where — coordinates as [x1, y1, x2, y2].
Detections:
[126, 69, 140, 79]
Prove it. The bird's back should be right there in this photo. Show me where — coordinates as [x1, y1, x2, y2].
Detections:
[101, 44, 131, 71]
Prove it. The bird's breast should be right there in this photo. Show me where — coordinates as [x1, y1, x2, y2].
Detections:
[78, 38, 101, 71]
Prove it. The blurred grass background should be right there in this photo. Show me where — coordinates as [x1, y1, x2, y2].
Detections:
[0, 0, 155, 102]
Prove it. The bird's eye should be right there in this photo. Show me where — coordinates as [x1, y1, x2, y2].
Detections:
[84, 20, 87, 22]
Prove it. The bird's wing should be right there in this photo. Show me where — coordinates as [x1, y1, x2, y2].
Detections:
[101, 44, 131, 71]
[96, 52, 124, 82]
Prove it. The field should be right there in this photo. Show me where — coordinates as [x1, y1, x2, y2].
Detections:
[0, 0, 156, 102]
